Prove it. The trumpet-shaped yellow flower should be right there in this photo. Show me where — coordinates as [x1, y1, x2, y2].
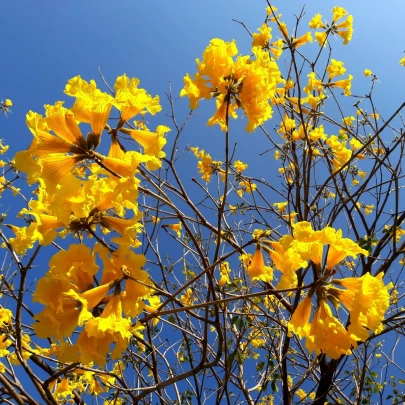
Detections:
[342, 273, 391, 341]
[114, 74, 162, 122]
[292, 31, 313, 48]
[305, 300, 356, 359]
[180, 288, 196, 306]
[65, 76, 115, 144]
[330, 75, 353, 96]
[218, 262, 232, 286]
[309, 14, 324, 29]
[167, 222, 182, 237]
[233, 160, 248, 174]
[248, 247, 270, 281]
[252, 24, 272, 47]
[332, 6, 348, 22]
[327, 59, 346, 79]
[122, 125, 170, 165]
[288, 296, 312, 339]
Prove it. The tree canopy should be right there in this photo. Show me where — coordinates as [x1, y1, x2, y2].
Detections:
[1, 3, 405, 405]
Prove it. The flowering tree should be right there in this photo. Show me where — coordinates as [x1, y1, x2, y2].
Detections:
[1, 4, 405, 405]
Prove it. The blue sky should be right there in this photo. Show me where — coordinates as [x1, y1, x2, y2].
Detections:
[1, 0, 405, 155]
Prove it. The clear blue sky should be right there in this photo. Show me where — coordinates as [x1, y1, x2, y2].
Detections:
[1, 0, 405, 154]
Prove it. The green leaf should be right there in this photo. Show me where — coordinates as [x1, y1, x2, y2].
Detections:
[271, 380, 279, 393]
[226, 352, 236, 367]
[230, 316, 239, 326]
[236, 317, 245, 331]
[256, 362, 265, 371]
[235, 351, 244, 364]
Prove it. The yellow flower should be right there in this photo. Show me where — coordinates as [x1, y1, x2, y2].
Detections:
[330, 75, 353, 96]
[303, 72, 323, 94]
[233, 160, 248, 173]
[363, 204, 374, 215]
[308, 125, 327, 142]
[4, 99, 12, 107]
[121, 125, 170, 164]
[292, 31, 313, 48]
[273, 201, 288, 213]
[180, 288, 196, 306]
[364, 69, 373, 77]
[53, 377, 75, 399]
[295, 389, 307, 401]
[327, 59, 346, 79]
[277, 22, 289, 40]
[400, 56, 405, 67]
[247, 247, 265, 279]
[238, 180, 256, 196]
[335, 15, 354, 45]
[288, 296, 312, 339]
[247, 247, 273, 281]
[252, 24, 272, 47]
[167, 222, 182, 237]
[339, 273, 391, 341]
[218, 262, 231, 286]
[64, 76, 114, 145]
[228, 204, 237, 214]
[305, 300, 356, 359]
[309, 14, 324, 29]
[0, 308, 12, 325]
[114, 74, 162, 123]
[332, 6, 347, 22]
[325, 232, 368, 271]
[181, 38, 283, 132]
[325, 135, 352, 172]
[315, 31, 328, 47]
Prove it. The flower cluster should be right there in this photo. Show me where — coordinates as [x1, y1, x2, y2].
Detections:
[180, 38, 284, 132]
[263, 222, 394, 359]
[7, 75, 169, 366]
[309, 6, 354, 46]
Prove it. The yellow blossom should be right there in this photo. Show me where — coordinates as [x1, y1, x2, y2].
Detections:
[330, 75, 353, 96]
[167, 222, 182, 237]
[181, 38, 283, 131]
[180, 288, 196, 306]
[247, 247, 273, 282]
[309, 14, 324, 29]
[114, 74, 162, 122]
[292, 32, 313, 48]
[218, 262, 231, 286]
[273, 201, 288, 213]
[252, 24, 272, 47]
[288, 296, 312, 339]
[332, 6, 348, 22]
[233, 160, 248, 173]
[327, 60, 346, 79]
[363, 204, 374, 215]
